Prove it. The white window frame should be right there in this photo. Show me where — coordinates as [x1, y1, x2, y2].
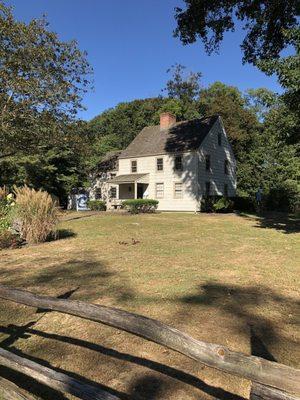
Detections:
[156, 157, 164, 172]
[174, 182, 183, 199]
[131, 160, 137, 173]
[155, 183, 164, 199]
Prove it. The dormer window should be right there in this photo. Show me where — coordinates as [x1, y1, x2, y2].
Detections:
[131, 160, 137, 173]
[157, 158, 163, 171]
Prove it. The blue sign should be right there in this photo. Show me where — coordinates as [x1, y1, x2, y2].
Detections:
[75, 194, 89, 211]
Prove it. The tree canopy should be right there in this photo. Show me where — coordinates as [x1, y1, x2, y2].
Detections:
[0, 1, 92, 159]
[174, 0, 299, 64]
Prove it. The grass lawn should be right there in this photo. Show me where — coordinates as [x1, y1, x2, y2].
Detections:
[0, 212, 299, 399]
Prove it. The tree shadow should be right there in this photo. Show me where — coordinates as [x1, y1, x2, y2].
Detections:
[177, 283, 299, 365]
[0, 324, 245, 400]
[0, 347, 128, 400]
[238, 212, 300, 234]
[52, 228, 77, 241]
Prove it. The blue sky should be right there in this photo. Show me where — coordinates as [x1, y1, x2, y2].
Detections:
[7, 0, 282, 120]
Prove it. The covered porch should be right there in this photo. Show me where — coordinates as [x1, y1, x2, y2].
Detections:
[109, 173, 149, 209]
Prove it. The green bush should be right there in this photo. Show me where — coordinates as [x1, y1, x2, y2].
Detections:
[123, 199, 159, 214]
[201, 196, 234, 213]
[212, 197, 234, 213]
[266, 180, 300, 213]
[87, 200, 106, 211]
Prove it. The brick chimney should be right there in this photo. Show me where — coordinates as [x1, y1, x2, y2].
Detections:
[160, 112, 176, 130]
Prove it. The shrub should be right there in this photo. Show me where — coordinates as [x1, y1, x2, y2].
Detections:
[212, 197, 234, 213]
[14, 186, 59, 244]
[0, 230, 22, 250]
[233, 195, 255, 212]
[201, 196, 234, 213]
[123, 199, 159, 214]
[265, 180, 300, 213]
[87, 200, 106, 211]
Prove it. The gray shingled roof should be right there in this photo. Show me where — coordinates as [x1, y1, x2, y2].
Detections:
[119, 115, 219, 159]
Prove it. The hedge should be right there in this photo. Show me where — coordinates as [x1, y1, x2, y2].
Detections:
[87, 200, 106, 211]
[122, 199, 159, 214]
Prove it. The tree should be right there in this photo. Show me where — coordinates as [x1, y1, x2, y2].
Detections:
[174, 0, 299, 64]
[258, 28, 300, 144]
[0, 1, 92, 159]
[198, 82, 259, 157]
[162, 63, 201, 119]
[87, 98, 171, 172]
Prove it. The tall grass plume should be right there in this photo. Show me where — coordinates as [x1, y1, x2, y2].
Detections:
[14, 186, 59, 244]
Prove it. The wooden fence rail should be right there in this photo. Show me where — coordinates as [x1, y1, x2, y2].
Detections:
[0, 347, 120, 400]
[0, 284, 299, 400]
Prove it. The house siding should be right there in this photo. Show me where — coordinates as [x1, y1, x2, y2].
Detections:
[118, 153, 199, 211]
[115, 116, 236, 212]
[198, 118, 236, 198]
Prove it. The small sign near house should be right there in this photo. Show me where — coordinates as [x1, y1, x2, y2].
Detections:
[75, 194, 89, 211]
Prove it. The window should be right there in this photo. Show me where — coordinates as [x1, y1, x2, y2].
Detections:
[224, 184, 228, 198]
[218, 131, 222, 146]
[155, 183, 164, 198]
[157, 158, 163, 171]
[174, 183, 183, 199]
[95, 187, 102, 199]
[205, 155, 211, 171]
[224, 159, 229, 175]
[205, 181, 210, 197]
[131, 160, 137, 173]
[110, 187, 117, 198]
[174, 155, 183, 171]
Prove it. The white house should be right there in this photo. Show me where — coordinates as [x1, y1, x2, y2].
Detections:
[93, 112, 236, 212]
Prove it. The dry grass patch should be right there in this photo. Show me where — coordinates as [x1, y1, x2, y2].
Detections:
[0, 212, 299, 399]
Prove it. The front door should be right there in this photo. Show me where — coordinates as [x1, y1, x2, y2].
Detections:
[137, 184, 144, 199]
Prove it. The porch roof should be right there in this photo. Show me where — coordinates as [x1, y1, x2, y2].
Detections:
[110, 173, 149, 184]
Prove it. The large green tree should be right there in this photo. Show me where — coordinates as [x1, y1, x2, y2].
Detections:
[198, 82, 259, 157]
[0, 1, 92, 159]
[174, 0, 299, 64]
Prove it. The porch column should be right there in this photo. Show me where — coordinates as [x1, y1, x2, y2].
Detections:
[134, 181, 137, 199]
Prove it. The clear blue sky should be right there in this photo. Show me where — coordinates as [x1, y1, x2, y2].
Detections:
[7, 0, 281, 121]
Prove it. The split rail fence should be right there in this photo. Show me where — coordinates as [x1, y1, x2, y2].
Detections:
[0, 284, 299, 400]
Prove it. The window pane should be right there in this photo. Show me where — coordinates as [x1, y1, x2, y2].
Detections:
[131, 160, 137, 173]
[175, 155, 183, 170]
[95, 188, 102, 199]
[224, 160, 229, 174]
[224, 184, 228, 197]
[174, 183, 182, 198]
[218, 132, 222, 146]
[157, 158, 163, 171]
[205, 181, 210, 196]
[110, 187, 117, 198]
[156, 183, 164, 198]
[205, 155, 211, 171]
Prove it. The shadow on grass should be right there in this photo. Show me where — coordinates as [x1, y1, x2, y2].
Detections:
[0, 347, 128, 400]
[47, 228, 77, 242]
[237, 211, 300, 234]
[178, 282, 299, 364]
[0, 324, 245, 400]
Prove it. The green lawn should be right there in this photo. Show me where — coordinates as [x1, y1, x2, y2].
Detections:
[0, 212, 299, 399]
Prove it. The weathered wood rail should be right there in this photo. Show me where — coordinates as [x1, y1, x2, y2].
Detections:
[0, 284, 299, 400]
